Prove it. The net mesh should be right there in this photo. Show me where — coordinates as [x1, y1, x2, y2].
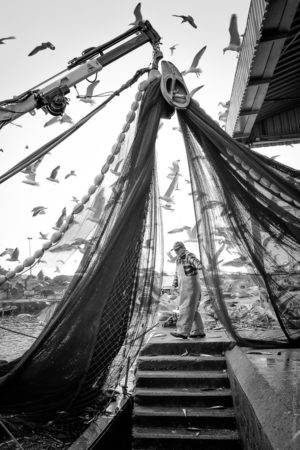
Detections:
[0, 71, 300, 449]
[0, 76, 169, 446]
[178, 100, 300, 346]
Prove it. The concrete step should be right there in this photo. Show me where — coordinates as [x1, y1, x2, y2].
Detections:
[140, 340, 233, 357]
[136, 355, 227, 371]
[133, 405, 237, 428]
[132, 426, 242, 450]
[134, 387, 233, 407]
[135, 370, 229, 389]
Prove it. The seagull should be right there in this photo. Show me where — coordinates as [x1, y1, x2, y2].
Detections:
[172, 126, 182, 133]
[168, 160, 180, 174]
[28, 42, 55, 56]
[39, 232, 49, 240]
[0, 248, 14, 257]
[71, 196, 79, 203]
[60, 114, 74, 125]
[0, 36, 16, 44]
[170, 44, 178, 56]
[79, 80, 100, 105]
[159, 173, 179, 203]
[0, 148, 4, 152]
[44, 114, 73, 127]
[222, 255, 251, 267]
[32, 206, 47, 217]
[182, 46, 207, 77]
[22, 172, 39, 186]
[21, 157, 43, 175]
[6, 247, 19, 262]
[53, 206, 67, 230]
[223, 14, 242, 54]
[47, 166, 60, 183]
[161, 204, 175, 211]
[218, 101, 230, 109]
[65, 170, 76, 179]
[87, 188, 106, 222]
[168, 226, 192, 234]
[218, 110, 229, 122]
[110, 159, 123, 176]
[190, 85, 204, 98]
[129, 2, 143, 26]
[172, 14, 197, 29]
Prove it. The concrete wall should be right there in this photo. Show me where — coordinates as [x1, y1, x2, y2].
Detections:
[226, 346, 297, 450]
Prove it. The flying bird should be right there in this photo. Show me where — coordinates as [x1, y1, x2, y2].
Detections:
[110, 159, 123, 176]
[22, 172, 39, 186]
[39, 232, 49, 240]
[161, 204, 175, 211]
[190, 85, 204, 98]
[65, 170, 76, 179]
[53, 206, 67, 230]
[60, 114, 74, 125]
[47, 166, 60, 183]
[170, 44, 178, 56]
[71, 196, 79, 203]
[21, 157, 43, 175]
[223, 14, 242, 54]
[182, 46, 207, 77]
[44, 113, 73, 127]
[6, 247, 19, 262]
[79, 80, 100, 105]
[218, 110, 229, 122]
[0, 248, 14, 257]
[168, 226, 192, 234]
[159, 173, 179, 203]
[218, 100, 230, 109]
[168, 160, 180, 174]
[28, 41, 55, 56]
[87, 188, 106, 222]
[129, 3, 143, 26]
[0, 36, 16, 44]
[0, 148, 4, 152]
[172, 14, 197, 28]
[32, 206, 47, 217]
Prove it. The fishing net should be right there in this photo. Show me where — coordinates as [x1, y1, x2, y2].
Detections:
[0, 66, 300, 448]
[178, 100, 300, 346]
[0, 75, 168, 445]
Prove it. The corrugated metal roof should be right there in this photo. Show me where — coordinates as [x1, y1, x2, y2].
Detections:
[226, 0, 300, 147]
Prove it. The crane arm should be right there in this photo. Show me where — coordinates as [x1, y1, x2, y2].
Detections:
[0, 21, 161, 126]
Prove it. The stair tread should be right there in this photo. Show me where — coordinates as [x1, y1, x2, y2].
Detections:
[132, 426, 240, 440]
[134, 387, 232, 396]
[136, 370, 228, 378]
[134, 405, 236, 417]
[138, 355, 226, 361]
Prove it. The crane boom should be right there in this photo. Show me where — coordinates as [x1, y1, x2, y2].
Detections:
[0, 21, 161, 126]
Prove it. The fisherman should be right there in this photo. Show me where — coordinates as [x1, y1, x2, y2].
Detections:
[170, 241, 206, 339]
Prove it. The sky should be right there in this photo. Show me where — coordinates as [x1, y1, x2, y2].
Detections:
[0, 0, 300, 277]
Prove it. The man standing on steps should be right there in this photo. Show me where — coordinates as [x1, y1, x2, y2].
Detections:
[170, 241, 206, 339]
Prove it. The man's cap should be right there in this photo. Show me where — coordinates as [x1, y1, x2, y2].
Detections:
[173, 241, 185, 251]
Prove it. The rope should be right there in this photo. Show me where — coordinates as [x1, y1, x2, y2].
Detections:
[0, 67, 150, 184]
[0, 325, 36, 339]
[0, 419, 25, 450]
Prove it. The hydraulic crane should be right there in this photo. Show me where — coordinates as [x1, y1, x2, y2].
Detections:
[0, 21, 162, 127]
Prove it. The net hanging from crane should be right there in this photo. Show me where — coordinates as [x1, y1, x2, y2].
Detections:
[178, 101, 300, 346]
[0, 77, 168, 444]
[1, 70, 300, 448]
